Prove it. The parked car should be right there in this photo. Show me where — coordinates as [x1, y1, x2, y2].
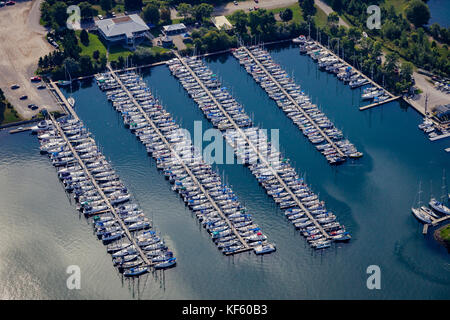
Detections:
[97, 15, 103, 20]
[10, 84, 20, 89]
[19, 95, 28, 100]
[0, 2, 6, 7]
[37, 84, 46, 90]
[31, 105, 39, 110]
[254, 0, 259, 3]
[5, 1, 15, 6]
[233, 1, 238, 5]
[30, 76, 41, 82]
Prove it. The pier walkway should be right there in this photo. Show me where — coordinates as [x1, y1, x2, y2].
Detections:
[173, 52, 331, 240]
[240, 46, 346, 158]
[308, 40, 402, 111]
[48, 112, 154, 267]
[107, 65, 253, 255]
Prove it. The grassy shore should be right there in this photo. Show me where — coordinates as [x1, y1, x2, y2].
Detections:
[435, 224, 450, 253]
[1, 105, 22, 125]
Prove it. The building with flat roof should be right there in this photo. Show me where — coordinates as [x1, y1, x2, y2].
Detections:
[162, 23, 187, 36]
[95, 14, 149, 45]
[211, 16, 233, 30]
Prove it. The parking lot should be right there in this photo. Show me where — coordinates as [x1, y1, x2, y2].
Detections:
[0, 0, 62, 120]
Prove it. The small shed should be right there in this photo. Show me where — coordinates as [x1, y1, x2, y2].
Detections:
[162, 23, 187, 36]
[211, 16, 233, 30]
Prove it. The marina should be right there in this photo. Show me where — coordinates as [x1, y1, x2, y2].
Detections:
[1, 43, 449, 300]
[94, 66, 275, 256]
[232, 45, 362, 165]
[167, 52, 352, 248]
[35, 103, 177, 275]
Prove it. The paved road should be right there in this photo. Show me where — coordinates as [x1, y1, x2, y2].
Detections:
[0, 0, 62, 120]
[314, 0, 349, 28]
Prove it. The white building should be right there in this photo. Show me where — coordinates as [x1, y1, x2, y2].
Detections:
[95, 14, 149, 45]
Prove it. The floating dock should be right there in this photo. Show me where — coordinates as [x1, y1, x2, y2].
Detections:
[47, 112, 157, 268]
[171, 52, 338, 242]
[101, 65, 266, 255]
[359, 96, 401, 111]
[9, 126, 33, 134]
[235, 46, 358, 162]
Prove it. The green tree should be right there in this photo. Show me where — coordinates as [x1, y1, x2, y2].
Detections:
[79, 2, 97, 20]
[177, 3, 192, 19]
[192, 3, 213, 22]
[52, 2, 68, 28]
[400, 61, 414, 83]
[80, 29, 89, 46]
[100, 0, 112, 13]
[160, 6, 171, 24]
[280, 8, 293, 22]
[230, 10, 248, 34]
[93, 50, 100, 60]
[405, 0, 430, 27]
[125, 0, 143, 11]
[79, 55, 94, 76]
[327, 12, 339, 26]
[142, 3, 160, 24]
[298, 0, 316, 17]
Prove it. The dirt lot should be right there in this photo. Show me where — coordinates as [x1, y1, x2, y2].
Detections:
[0, 0, 62, 120]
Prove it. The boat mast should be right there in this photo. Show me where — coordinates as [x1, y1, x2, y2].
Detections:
[441, 169, 447, 202]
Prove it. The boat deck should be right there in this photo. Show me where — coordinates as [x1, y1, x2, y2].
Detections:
[47, 113, 156, 268]
[239, 46, 347, 159]
[173, 51, 331, 240]
[107, 65, 255, 255]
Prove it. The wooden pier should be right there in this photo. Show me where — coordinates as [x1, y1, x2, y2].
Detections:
[431, 215, 450, 226]
[422, 224, 429, 235]
[312, 40, 396, 100]
[49, 81, 77, 120]
[107, 65, 254, 255]
[173, 52, 331, 240]
[9, 126, 33, 134]
[359, 96, 401, 111]
[48, 112, 155, 267]
[241, 46, 346, 159]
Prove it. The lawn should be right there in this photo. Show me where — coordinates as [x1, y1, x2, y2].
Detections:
[0, 104, 22, 125]
[314, 6, 328, 29]
[108, 44, 134, 61]
[440, 224, 450, 241]
[76, 31, 108, 58]
[267, 4, 304, 23]
[75, 30, 167, 62]
[382, 0, 409, 15]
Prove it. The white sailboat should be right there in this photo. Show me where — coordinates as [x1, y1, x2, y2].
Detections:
[429, 170, 450, 216]
[411, 181, 433, 224]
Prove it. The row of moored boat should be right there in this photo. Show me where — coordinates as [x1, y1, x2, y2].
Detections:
[167, 56, 351, 248]
[95, 71, 276, 256]
[232, 46, 363, 165]
[37, 117, 176, 277]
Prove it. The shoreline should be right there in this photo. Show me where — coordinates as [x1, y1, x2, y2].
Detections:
[433, 223, 450, 253]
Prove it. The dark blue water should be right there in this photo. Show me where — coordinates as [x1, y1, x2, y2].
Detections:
[1, 45, 449, 299]
[427, 0, 450, 27]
